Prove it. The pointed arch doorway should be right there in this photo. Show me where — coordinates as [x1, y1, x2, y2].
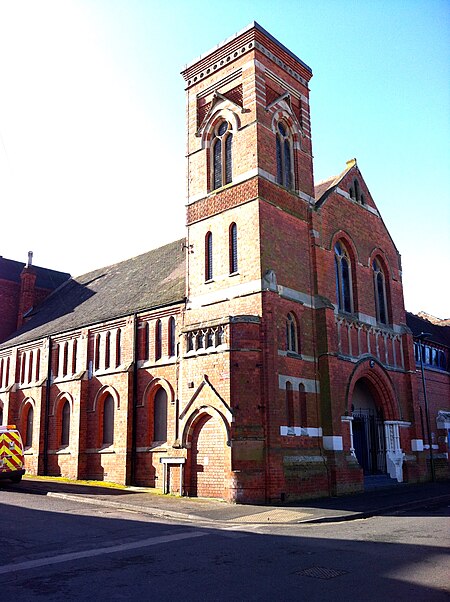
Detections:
[189, 412, 227, 499]
[351, 380, 387, 475]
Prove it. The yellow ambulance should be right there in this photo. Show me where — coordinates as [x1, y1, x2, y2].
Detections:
[0, 425, 25, 483]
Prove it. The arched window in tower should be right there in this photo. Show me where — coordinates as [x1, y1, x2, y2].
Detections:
[168, 317, 176, 357]
[299, 384, 307, 426]
[205, 231, 213, 281]
[102, 395, 114, 446]
[25, 404, 34, 448]
[286, 381, 294, 427]
[153, 387, 168, 442]
[61, 400, 70, 447]
[373, 258, 388, 325]
[276, 121, 294, 189]
[212, 120, 232, 190]
[155, 319, 162, 361]
[334, 241, 353, 313]
[229, 222, 238, 274]
[286, 313, 299, 353]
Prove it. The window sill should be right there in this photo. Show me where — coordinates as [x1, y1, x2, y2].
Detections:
[229, 271, 239, 277]
[204, 279, 214, 284]
[98, 445, 115, 454]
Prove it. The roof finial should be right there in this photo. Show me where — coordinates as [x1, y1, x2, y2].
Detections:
[27, 251, 33, 268]
[346, 158, 357, 169]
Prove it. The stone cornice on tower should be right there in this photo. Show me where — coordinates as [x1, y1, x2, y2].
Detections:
[181, 22, 313, 89]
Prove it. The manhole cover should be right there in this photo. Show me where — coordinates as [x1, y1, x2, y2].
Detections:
[297, 566, 348, 580]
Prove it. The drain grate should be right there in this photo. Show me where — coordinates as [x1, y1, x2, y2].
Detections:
[297, 566, 348, 580]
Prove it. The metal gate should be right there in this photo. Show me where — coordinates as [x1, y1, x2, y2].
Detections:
[352, 408, 386, 475]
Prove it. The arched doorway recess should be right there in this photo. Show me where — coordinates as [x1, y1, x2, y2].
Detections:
[351, 380, 386, 475]
[189, 412, 227, 499]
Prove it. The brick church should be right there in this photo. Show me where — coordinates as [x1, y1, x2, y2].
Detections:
[1, 23, 449, 502]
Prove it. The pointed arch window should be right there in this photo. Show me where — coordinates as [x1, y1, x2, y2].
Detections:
[229, 222, 238, 274]
[153, 387, 168, 442]
[61, 400, 70, 447]
[286, 381, 294, 427]
[168, 317, 176, 357]
[102, 395, 114, 446]
[155, 319, 162, 361]
[25, 404, 34, 448]
[205, 231, 213, 281]
[212, 120, 232, 190]
[299, 384, 307, 426]
[286, 312, 299, 353]
[373, 258, 388, 325]
[115, 329, 121, 367]
[276, 121, 294, 190]
[335, 241, 353, 313]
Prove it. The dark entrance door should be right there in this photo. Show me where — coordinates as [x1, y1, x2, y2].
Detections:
[352, 409, 386, 475]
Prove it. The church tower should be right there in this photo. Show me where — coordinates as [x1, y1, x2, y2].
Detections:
[179, 23, 323, 503]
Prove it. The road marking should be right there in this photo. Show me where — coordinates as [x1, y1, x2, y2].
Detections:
[0, 531, 207, 575]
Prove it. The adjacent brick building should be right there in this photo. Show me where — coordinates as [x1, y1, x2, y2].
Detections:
[1, 23, 448, 501]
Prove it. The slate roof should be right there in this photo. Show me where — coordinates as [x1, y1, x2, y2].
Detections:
[0, 256, 70, 290]
[0, 239, 186, 349]
[406, 312, 450, 348]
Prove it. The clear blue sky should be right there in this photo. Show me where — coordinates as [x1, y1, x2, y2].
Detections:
[0, 0, 449, 318]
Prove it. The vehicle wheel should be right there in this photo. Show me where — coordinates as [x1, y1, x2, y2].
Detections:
[10, 475, 22, 483]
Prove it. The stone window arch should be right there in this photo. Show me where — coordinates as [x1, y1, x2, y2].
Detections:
[211, 120, 232, 190]
[373, 257, 389, 325]
[286, 312, 299, 353]
[334, 240, 354, 313]
[276, 121, 294, 190]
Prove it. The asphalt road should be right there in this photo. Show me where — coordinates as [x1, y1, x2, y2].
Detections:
[1, 488, 449, 601]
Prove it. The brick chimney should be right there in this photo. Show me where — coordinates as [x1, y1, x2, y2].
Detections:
[17, 251, 36, 328]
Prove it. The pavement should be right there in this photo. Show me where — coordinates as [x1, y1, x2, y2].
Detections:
[4, 476, 450, 525]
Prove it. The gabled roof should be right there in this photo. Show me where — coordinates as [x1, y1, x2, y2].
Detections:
[0, 257, 70, 290]
[0, 239, 186, 349]
[406, 312, 450, 348]
[314, 158, 357, 205]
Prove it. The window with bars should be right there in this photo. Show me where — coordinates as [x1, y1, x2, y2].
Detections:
[205, 231, 213, 281]
[276, 121, 294, 189]
[212, 121, 232, 190]
[334, 241, 353, 313]
[229, 222, 238, 274]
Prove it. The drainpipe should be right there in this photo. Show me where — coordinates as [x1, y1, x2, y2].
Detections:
[43, 336, 52, 475]
[130, 313, 139, 485]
